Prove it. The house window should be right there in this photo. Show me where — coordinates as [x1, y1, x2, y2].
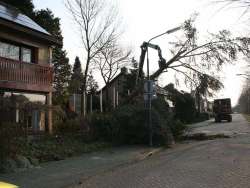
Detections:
[21, 47, 32, 63]
[0, 40, 34, 63]
[0, 91, 46, 131]
[0, 41, 20, 60]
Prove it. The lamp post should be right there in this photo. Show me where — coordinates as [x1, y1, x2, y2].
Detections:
[146, 26, 181, 147]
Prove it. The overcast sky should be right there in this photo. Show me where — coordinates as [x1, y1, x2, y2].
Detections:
[33, 0, 250, 106]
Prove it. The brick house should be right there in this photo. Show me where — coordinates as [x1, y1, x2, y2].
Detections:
[0, 3, 61, 133]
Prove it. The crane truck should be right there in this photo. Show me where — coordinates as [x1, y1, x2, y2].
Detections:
[213, 98, 232, 122]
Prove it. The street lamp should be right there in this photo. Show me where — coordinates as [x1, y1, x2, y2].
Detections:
[146, 26, 182, 81]
[146, 26, 182, 147]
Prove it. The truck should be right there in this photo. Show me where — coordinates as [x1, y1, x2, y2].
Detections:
[213, 98, 232, 122]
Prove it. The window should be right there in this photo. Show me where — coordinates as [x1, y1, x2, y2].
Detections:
[21, 48, 32, 63]
[0, 91, 46, 130]
[0, 41, 20, 60]
[0, 40, 34, 63]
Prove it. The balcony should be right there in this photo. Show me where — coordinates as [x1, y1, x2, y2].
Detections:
[0, 57, 53, 93]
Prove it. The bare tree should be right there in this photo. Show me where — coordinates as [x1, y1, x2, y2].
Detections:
[94, 42, 131, 85]
[92, 41, 131, 110]
[66, 0, 119, 115]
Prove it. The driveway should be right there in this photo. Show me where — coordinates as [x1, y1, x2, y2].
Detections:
[72, 114, 250, 188]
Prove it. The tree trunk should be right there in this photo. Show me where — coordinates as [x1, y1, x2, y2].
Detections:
[105, 82, 111, 111]
[90, 94, 93, 114]
[100, 89, 103, 112]
[81, 56, 91, 116]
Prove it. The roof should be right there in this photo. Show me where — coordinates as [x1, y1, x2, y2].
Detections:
[0, 3, 49, 35]
[98, 71, 124, 93]
[155, 85, 168, 96]
[0, 3, 62, 46]
[98, 68, 129, 93]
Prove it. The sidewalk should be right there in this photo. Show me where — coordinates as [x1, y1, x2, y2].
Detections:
[0, 146, 161, 188]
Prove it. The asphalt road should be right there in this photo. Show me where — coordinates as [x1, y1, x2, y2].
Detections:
[73, 114, 250, 188]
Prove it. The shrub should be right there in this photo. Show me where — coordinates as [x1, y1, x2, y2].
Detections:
[174, 93, 196, 123]
[0, 122, 26, 171]
[164, 84, 196, 123]
[194, 112, 210, 123]
[87, 112, 113, 141]
[88, 97, 180, 146]
[169, 120, 187, 140]
[200, 112, 210, 120]
[54, 118, 81, 134]
[111, 104, 147, 144]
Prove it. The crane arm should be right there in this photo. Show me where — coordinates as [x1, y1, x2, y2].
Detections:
[136, 42, 167, 83]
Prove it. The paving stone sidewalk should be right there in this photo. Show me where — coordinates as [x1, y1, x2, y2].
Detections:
[0, 146, 160, 188]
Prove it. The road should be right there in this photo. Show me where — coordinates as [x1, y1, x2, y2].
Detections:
[72, 114, 250, 188]
[187, 113, 250, 137]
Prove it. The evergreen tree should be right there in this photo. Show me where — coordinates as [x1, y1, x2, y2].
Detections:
[164, 83, 196, 123]
[0, 0, 34, 18]
[33, 9, 63, 41]
[69, 56, 84, 94]
[86, 71, 99, 112]
[34, 9, 71, 105]
[52, 48, 71, 105]
[121, 57, 139, 99]
[86, 71, 98, 94]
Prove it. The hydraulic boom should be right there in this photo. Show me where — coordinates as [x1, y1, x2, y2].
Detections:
[136, 42, 167, 84]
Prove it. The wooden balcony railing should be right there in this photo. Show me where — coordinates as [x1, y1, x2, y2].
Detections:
[0, 57, 53, 92]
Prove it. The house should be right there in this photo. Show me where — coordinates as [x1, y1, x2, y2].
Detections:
[98, 68, 173, 111]
[0, 3, 61, 133]
[69, 67, 174, 114]
[68, 67, 129, 114]
[98, 67, 130, 111]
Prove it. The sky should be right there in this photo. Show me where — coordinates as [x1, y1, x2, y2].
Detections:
[33, 0, 250, 106]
